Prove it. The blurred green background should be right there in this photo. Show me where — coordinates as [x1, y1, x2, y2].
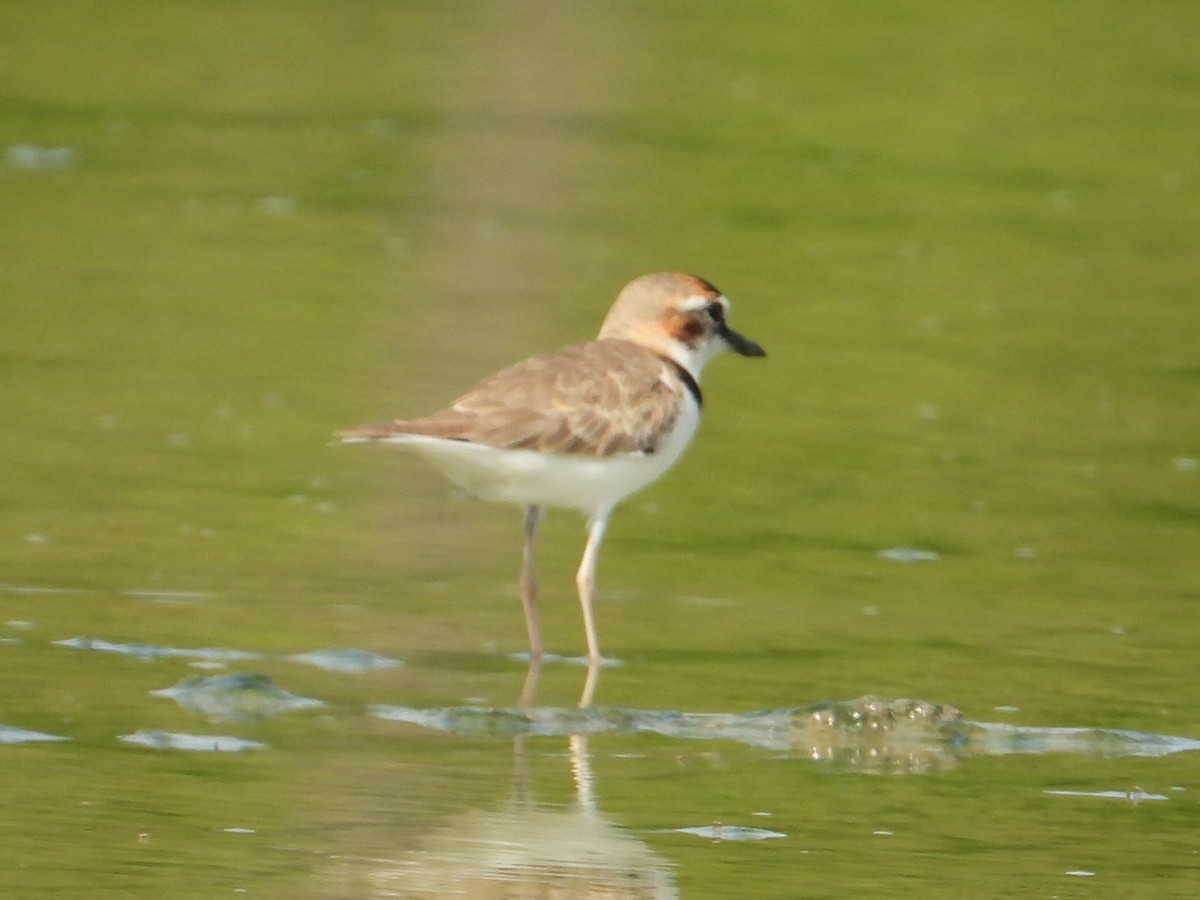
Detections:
[2, 2, 1198, 896]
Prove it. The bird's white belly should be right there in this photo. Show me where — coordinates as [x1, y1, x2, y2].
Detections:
[389, 397, 700, 515]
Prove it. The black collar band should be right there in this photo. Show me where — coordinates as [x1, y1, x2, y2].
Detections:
[660, 357, 703, 408]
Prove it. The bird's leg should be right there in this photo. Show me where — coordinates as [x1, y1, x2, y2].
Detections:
[578, 659, 601, 709]
[519, 505, 543, 660]
[518, 655, 542, 708]
[575, 509, 611, 666]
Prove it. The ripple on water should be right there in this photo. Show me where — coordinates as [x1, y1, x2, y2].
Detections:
[369, 696, 1200, 774]
[151, 673, 324, 723]
[0, 724, 70, 745]
[288, 648, 403, 673]
[119, 730, 266, 752]
[54, 635, 402, 672]
[53, 636, 261, 662]
[658, 824, 787, 841]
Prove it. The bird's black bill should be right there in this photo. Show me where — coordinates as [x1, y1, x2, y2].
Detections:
[720, 323, 766, 357]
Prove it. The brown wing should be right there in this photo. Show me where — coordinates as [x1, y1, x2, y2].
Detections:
[342, 340, 686, 457]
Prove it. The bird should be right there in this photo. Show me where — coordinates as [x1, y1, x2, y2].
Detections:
[337, 272, 765, 665]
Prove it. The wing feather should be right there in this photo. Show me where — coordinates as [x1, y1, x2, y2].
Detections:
[340, 340, 687, 457]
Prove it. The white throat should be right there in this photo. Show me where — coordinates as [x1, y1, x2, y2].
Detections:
[659, 334, 724, 382]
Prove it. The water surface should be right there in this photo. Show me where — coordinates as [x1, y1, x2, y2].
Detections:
[3, 2, 1198, 897]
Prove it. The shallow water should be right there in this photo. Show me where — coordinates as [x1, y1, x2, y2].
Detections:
[3, 2, 1199, 897]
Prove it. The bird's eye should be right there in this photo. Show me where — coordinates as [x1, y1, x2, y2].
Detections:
[705, 302, 725, 322]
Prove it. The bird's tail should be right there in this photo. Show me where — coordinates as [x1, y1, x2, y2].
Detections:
[334, 423, 405, 443]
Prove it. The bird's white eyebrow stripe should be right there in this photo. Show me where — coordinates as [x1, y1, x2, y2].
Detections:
[678, 295, 712, 311]
[678, 294, 729, 312]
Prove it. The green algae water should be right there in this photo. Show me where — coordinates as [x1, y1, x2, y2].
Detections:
[2, 2, 1198, 896]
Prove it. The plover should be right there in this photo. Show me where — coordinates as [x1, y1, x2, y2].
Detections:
[338, 272, 765, 664]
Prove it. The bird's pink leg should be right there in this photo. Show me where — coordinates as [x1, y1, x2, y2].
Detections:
[575, 509, 610, 666]
[520, 505, 543, 660]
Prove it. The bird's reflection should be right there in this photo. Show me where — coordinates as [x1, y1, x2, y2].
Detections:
[358, 656, 677, 899]
[519, 654, 604, 709]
